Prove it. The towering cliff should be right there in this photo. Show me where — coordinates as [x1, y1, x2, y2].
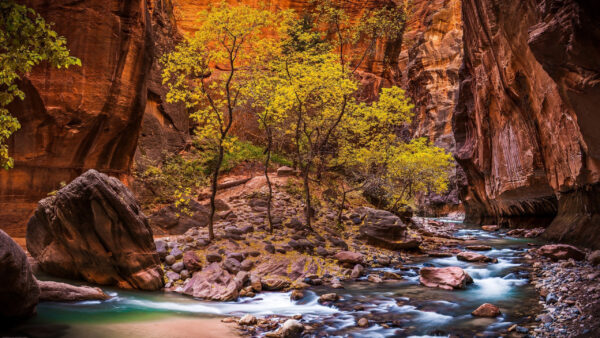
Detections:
[455, 0, 600, 248]
[1, 0, 153, 236]
[400, 0, 463, 212]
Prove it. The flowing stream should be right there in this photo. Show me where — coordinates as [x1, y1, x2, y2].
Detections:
[17, 221, 541, 337]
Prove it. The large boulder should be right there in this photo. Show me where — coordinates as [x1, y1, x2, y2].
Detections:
[38, 281, 110, 302]
[181, 263, 240, 301]
[0, 230, 40, 320]
[419, 267, 473, 290]
[26, 170, 164, 291]
[537, 244, 586, 261]
[148, 200, 210, 235]
[359, 208, 421, 250]
[334, 251, 364, 265]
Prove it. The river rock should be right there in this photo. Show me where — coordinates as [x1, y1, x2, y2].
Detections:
[224, 257, 241, 274]
[0, 229, 40, 320]
[165, 255, 176, 265]
[481, 225, 499, 231]
[262, 278, 291, 291]
[318, 293, 339, 303]
[351, 264, 365, 278]
[537, 244, 586, 261]
[155, 240, 168, 259]
[368, 275, 383, 283]
[457, 251, 497, 263]
[290, 289, 305, 300]
[334, 251, 364, 264]
[172, 262, 184, 273]
[206, 253, 222, 263]
[589, 250, 600, 266]
[359, 208, 421, 250]
[267, 319, 304, 338]
[357, 317, 369, 328]
[183, 251, 202, 272]
[38, 280, 110, 302]
[26, 170, 163, 291]
[419, 267, 474, 290]
[239, 314, 257, 326]
[182, 262, 239, 301]
[148, 200, 210, 235]
[472, 303, 501, 317]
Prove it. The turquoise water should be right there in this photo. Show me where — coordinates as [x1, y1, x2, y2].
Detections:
[4, 222, 542, 337]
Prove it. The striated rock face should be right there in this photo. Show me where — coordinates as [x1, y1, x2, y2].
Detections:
[0, 230, 40, 321]
[1, 0, 153, 237]
[26, 170, 164, 290]
[135, 0, 189, 166]
[454, 0, 600, 248]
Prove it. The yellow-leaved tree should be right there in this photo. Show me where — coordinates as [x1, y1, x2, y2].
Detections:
[161, 2, 288, 241]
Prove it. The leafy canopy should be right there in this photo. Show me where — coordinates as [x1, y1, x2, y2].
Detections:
[0, 1, 80, 169]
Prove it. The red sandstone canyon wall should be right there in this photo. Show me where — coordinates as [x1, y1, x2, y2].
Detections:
[454, 0, 600, 248]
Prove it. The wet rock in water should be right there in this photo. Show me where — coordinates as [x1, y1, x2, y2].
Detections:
[465, 245, 492, 251]
[26, 170, 163, 291]
[0, 229, 40, 320]
[457, 251, 497, 263]
[481, 225, 499, 231]
[357, 317, 369, 328]
[419, 267, 474, 290]
[290, 289, 305, 300]
[368, 274, 383, 283]
[359, 208, 421, 250]
[148, 200, 210, 235]
[318, 293, 339, 303]
[239, 314, 257, 326]
[537, 244, 585, 261]
[351, 264, 365, 278]
[206, 253, 222, 263]
[383, 271, 403, 280]
[334, 251, 364, 265]
[471, 303, 501, 317]
[262, 278, 290, 291]
[266, 319, 304, 338]
[589, 250, 600, 266]
[277, 166, 295, 177]
[171, 262, 184, 273]
[183, 251, 202, 272]
[38, 280, 109, 302]
[182, 262, 239, 301]
[428, 252, 453, 258]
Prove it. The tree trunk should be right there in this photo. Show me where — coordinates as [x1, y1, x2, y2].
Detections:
[208, 144, 224, 241]
[337, 182, 347, 225]
[302, 163, 313, 231]
[264, 131, 274, 233]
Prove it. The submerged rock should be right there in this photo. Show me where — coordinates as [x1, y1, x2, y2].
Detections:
[38, 280, 110, 302]
[419, 267, 473, 290]
[537, 244, 585, 261]
[0, 230, 40, 320]
[457, 251, 497, 263]
[26, 170, 163, 291]
[465, 245, 492, 251]
[472, 303, 501, 317]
